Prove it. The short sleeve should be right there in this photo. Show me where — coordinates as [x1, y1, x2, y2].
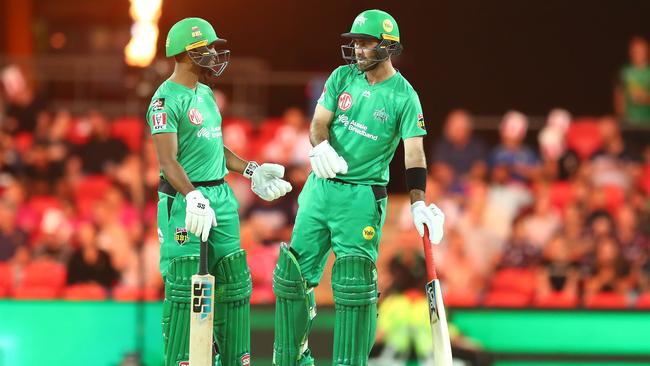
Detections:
[317, 67, 343, 112]
[400, 91, 427, 139]
[146, 96, 180, 135]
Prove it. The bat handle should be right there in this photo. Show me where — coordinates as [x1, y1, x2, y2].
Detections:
[422, 226, 438, 281]
[199, 240, 209, 275]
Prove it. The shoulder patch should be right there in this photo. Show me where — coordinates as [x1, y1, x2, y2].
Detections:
[417, 113, 426, 130]
[152, 98, 165, 111]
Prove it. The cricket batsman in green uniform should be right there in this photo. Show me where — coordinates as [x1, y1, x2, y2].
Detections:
[147, 18, 292, 366]
[272, 9, 445, 366]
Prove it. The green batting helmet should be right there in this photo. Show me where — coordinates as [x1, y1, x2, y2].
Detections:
[165, 17, 226, 57]
[341, 10, 402, 71]
[342, 9, 400, 43]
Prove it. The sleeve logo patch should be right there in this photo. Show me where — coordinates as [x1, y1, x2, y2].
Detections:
[152, 112, 167, 130]
[152, 98, 165, 111]
[417, 113, 426, 129]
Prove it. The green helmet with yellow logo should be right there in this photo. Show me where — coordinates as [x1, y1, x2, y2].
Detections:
[165, 17, 230, 76]
[341, 9, 403, 71]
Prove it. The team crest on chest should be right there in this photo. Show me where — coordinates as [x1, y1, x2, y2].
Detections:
[338, 92, 353, 111]
[373, 108, 389, 123]
[188, 108, 204, 125]
[175, 227, 189, 245]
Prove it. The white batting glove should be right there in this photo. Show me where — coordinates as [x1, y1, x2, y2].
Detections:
[185, 190, 217, 242]
[245, 162, 293, 201]
[411, 201, 445, 244]
[308, 141, 348, 178]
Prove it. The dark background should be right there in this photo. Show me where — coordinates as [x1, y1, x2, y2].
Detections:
[8, 0, 647, 120]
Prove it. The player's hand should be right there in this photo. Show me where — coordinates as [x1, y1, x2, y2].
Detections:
[308, 140, 348, 178]
[411, 201, 445, 244]
[185, 190, 217, 242]
[251, 163, 293, 201]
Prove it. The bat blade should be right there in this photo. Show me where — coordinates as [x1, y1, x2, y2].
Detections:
[189, 272, 215, 365]
[425, 278, 453, 366]
[422, 226, 453, 366]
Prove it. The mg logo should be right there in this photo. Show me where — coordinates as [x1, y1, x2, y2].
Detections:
[188, 108, 204, 125]
[338, 92, 353, 111]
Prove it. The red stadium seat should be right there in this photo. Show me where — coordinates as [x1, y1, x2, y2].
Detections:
[112, 286, 141, 301]
[12, 286, 59, 300]
[74, 175, 112, 217]
[603, 185, 625, 215]
[142, 287, 162, 301]
[533, 291, 579, 308]
[111, 117, 144, 152]
[584, 292, 629, 309]
[14, 132, 34, 154]
[566, 119, 602, 160]
[640, 164, 650, 195]
[483, 291, 531, 307]
[63, 283, 108, 300]
[443, 291, 480, 307]
[21, 260, 67, 288]
[549, 182, 576, 210]
[490, 269, 536, 297]
[635, 293, 650, 309]
[0, 263, 13, 297]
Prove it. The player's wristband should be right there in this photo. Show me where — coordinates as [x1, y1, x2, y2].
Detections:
[405, 167, 427, 192]
[243, 161, 259, 179]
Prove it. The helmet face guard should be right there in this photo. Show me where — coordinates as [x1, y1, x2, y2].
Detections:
[340, 38, 402, 72]
[187, 45, 230, 77]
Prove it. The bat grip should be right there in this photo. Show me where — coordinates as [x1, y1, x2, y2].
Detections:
[199, 240, 209, 275]
[422, 226, 438, 281]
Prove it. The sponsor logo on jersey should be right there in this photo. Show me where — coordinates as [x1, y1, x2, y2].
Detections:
[197, 126, 222, 139]
[152, 98, 165, 111]
[362, 226, 376, 240]
[152, 112, 167, 130]
[373, 108, 389, 123]
[188, 108, 204, 125]
[362, 90, 371, 98]
[417, 113, 426, 129]
[338, 92, 353, 111]
[383, 19, 394, 32]
[175, 227, 189, 245]
[241, 353, 251, 365]
[339, 114, 349, 126]
[191, 26, 202, 38]
[178, 362, 189, 366]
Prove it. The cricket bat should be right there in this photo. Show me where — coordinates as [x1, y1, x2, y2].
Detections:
[189, 240, 215, 366]
[422, 226, 453, 366]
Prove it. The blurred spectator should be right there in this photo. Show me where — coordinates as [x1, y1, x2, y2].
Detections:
[21, 142, 65, 195]
[32, 208, 72, 264]
[259, 107, 311, 166]
[485, 165, 533, 241]
[497, 216, 541, 269]
[0, 200, 27, 261]
[456, 180, 504, 276]
[438, 229, 485, 297]
[539, 108, 580, 181]
[244, 196, 294, 246]
[615, 36, 650, 125]
[537, 234, 579, 297]
[521, 186, 561, 249]
[584, 237, 632, 297]
[616, 205, 649, 270]
[490, 111, 540, 182]
[73, 110, 128, 174]
[66, 222, 119, 288]
[431, 109, 487, 191]
[1, 65, 47, 135]
[588, 116, 642, 190]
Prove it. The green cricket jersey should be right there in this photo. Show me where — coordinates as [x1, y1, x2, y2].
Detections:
[146, 80, 227, 181]
[318, 65, 427, 186]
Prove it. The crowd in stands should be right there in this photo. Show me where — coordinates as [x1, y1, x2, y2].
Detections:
[0, 37, 648, 309]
